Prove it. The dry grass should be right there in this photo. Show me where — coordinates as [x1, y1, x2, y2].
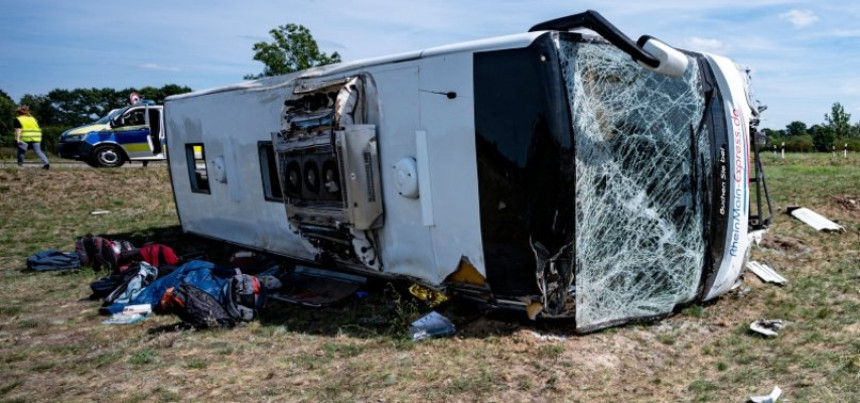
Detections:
[1, 154, 858, 402]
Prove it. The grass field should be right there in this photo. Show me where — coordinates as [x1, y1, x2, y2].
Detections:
[0, 153, 858, 402]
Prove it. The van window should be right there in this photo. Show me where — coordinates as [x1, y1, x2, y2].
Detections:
[185, 144, 210, 194]
[120, 108, 146, 127]
[258, 141, 283, 201]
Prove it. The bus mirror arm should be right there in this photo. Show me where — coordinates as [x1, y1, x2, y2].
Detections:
[529, 10, 688, 78]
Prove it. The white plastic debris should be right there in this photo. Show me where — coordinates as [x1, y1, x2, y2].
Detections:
[748, 229, 768, 246]
[102, 312, 149, 324]
[90, 210, 111, 215]
[788, 207, 844, 232]
[746, 261, 787, 285]
[122, 304, 153, 315]
[749, 385, 782, 403]
[750, 320, 786, 338]
[528, 330, 567, 342]
[409, 311, 455, 342]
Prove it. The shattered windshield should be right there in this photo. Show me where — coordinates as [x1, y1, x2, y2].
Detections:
[557, 37, 713, 331]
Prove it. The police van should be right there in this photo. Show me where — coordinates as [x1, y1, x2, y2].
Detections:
[57, 101, 165, 167]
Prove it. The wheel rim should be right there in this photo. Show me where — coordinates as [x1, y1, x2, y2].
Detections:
[97, 148, 120, 165]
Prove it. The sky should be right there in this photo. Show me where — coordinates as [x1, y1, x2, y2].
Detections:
[1, 0, 858, 130]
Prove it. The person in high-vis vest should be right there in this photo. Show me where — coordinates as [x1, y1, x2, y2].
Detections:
[14, 105, 50, 169]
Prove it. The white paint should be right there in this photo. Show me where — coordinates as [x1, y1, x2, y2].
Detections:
[168, 44, 488, 287]
[415, 130, 434, 226]
[703, 54, 752, 301]
[638, 37, 688, 77]
[225, 138, 242, 202]
[211, 155, 227, 183]
[418, 52, 486, 280]
[789, 207, 845, 232]
[746, 261, 787, 285]
[393, 157, 419, 199]
[367, 64, 438, 281]
[165, 73, 314, 260]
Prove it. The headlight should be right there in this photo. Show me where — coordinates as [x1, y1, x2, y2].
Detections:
[62, 134, 83, 142]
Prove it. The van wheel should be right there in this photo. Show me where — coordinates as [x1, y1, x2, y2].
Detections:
[93, 145, 125, 168]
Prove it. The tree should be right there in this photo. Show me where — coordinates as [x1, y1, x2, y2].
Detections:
[810, 124, 835, 152]
[18, 93, 53, 125]
[784, 121, 808, 137]
[246, 24, 341, 79]
[825, 102, 851, 139]
[0, 90, 16, 145]
[12, 85, 193, 128]
[135, 84, 192, 104]
[761, 127, 783, 150]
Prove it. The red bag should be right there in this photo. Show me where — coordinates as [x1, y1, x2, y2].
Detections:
[139, 243, 180, 268]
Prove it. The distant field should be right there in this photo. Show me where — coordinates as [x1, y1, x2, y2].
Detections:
[0, 154, 857, 401]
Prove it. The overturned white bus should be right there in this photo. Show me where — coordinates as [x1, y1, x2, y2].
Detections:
[165, 11, 772, 332]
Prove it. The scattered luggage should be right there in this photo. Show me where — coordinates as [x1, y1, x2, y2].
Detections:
[161, 284, 236, 329]
[75, 234, 137, 272]
[90, 273, 132, 300]
[103, 262, 159, 306]
[26, 249, 80, 272]
[102, 260, 234, 315]
[222, 271, 264, 321]
[138, 243, 180, 269]
[31, 234, 276, 330]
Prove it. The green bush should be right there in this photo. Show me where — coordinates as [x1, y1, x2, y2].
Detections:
[40, 125, 71, 154]
[836, 137, 860, 152]
[784, 135, 815, 152]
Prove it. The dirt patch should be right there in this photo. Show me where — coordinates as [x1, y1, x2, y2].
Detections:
[760, 234, 812, 257]
[831, 195, 860, 218]
[458, 317, 521, 338]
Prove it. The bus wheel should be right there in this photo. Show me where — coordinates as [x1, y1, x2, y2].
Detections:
[93, 145, 125, 168]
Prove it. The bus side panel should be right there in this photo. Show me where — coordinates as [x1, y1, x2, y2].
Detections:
[165, 85, 315, 260]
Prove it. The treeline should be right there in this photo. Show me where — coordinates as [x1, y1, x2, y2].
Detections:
[762, 102, 860, 152]
[1, 85, 191, 149]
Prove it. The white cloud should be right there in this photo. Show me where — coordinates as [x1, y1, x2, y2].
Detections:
[779, 9, 819, 29]
[684, 37, 731, 54]
[141, 63, 180, 72]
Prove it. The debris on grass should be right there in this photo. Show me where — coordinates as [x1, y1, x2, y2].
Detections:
[746, 261, 787, 285]
[90, 210, 111, 215]
[123, 304, 153, 315]
[408, 284, 449, 308]
[787, 207, 844, 232]
[528, 331, 567, 342]
[749, 385, 782, 403]
[409, 311, 455, 342]
[748, 229, 768, 246]
[102, 311, 150, 325]
[750, 320, 786, 338]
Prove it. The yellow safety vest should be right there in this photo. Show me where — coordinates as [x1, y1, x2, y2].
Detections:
[17, 116, 42, 142]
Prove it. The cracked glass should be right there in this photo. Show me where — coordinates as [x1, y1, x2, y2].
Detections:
[556, 38, 712, 331]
